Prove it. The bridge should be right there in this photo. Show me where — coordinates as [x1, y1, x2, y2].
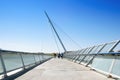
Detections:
[0, 40, 120, 80]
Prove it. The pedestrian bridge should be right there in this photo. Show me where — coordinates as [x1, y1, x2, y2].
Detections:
[0, 40, 120, 80]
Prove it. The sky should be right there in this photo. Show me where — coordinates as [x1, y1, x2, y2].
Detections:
[0, 0, 120, 53]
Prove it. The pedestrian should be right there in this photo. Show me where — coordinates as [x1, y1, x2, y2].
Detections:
[61, 53, 63, 59]
[58, 53, 61, 58]
[53, 53, 56, 58]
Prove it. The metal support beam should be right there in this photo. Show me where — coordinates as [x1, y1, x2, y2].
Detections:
[79, 47, 94, 64]
[108, 56, 116, 75]
[39, 55, 42, 63]
[86, 44, 107, 66]
[72, 50, 80, 61]
[38, 54, 41, 63]
[45, 11, 67, 53]
[0, 50, 7, 78]
[74, 49, 87, 62]
[19, 53, 25, 70]
[33, 54, 37, 64]
[108, 40, 120, 52]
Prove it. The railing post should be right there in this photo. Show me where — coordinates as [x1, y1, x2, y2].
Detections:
[72, 50, 80, 61]
[41, 54, 44, 61]
[33, 54, 37, 64]
[38, 54, 41, 63]
[108, 56, 116, 77]
[86, 44, 107, 66]
[39, 55, 42, 62]
[0, 50, 7, 78]
[79, 47, 94, 64]
[108, 40, 120, 52]
[19, 53, 25, 70]
[74, 49, 86, 62]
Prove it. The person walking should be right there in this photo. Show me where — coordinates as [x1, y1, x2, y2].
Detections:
[61, 53, 63, 59]
[58, 53, 61, 58]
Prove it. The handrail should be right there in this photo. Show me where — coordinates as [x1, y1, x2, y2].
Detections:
[64, 40, 120, 79]
[0, 49, 52, 79]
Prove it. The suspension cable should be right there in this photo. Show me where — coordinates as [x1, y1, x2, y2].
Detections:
[49, 24, 60, 53]
[52, 21, 82, 49]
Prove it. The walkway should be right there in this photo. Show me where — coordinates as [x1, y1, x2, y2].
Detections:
[15, 58, 114, 80]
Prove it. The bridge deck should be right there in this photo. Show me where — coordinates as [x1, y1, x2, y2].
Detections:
[15, 58, 114, 80]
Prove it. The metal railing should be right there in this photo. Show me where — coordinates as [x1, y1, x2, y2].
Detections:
[64, 40, 120, 79]
[0, 50, 52, 79]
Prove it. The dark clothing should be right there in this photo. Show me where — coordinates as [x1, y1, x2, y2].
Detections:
[58, 53, 61, 58]
[58, 53, 63, 59]
[61, 53, 63, 59]
[53, 53, 56, 58]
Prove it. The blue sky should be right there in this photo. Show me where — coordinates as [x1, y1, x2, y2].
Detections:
[0, 0, 120, 53]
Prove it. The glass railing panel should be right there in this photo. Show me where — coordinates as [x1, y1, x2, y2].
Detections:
[84, 55, 93, 64]
[113, 43, 120, 52]
[73, 50, 83, 60]
[83, 48, 89, 54]
[78, 55, 84, 61]
[77, 50, 82, 54]
[40, 55, 44, 60]
[69, 55, 74, 59]
[41, 55, 45, 60]
[86, 47, 93, 53]
[92, 55, 113, 72]
[80, 47, 94, 62]
[81, 49, 86, 54]
[83, 56, 90, 62]
[72, 51, 80, 59]
[0, 59, 3, 74]
[78, 49, 84, 54]
[111, 56, 120, 76]
[73, 55, 79, 60]
[45, 55, 50, 59]
[100, 42, 116, 53]
[85, 47, 93, 55]
[22, 54, 35, 65]
[34, 55, 40, 62]
[76, 49, 87, 60]
[39, 55, 43, 61]
[89, 46, 98, 54]
[82, 46, 103, 64]
[2, 52, 23, 71]
[94, 45, 104, 53]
